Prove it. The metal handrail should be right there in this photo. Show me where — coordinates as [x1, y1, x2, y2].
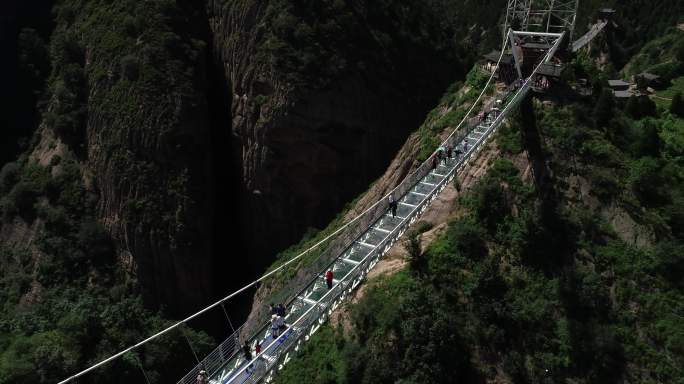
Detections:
[214, 81, 533, 384]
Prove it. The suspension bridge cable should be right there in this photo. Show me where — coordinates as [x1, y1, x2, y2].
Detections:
[225, 27, 578, 384]
[60, 11, 522, 384]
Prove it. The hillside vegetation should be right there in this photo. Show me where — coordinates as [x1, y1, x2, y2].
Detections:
[0, 1, 683, 383]
[0, 0, 213, 382]
[277, 29, 684, 384]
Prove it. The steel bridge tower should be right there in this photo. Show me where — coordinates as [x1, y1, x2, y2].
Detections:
[506, 0, 579, 40]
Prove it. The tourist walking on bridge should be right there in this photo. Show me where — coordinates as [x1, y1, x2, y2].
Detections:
[243, 341, 254, 373]
[325, 270, 334, 289]
[431, 155, 438, 170]
[271, 314, 279, 339]
[197, 369, 208, 384]
[446, 145, 453, 160]
[438, 146, 447, 165]
[277, 314, 286, 334]
[388, 195, 398, 217]
[276, 303, 286, 317]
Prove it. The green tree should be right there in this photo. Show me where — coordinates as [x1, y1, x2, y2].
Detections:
[629, 157, 667, 206]
[120, 54, 139, 81]
[670, 92, 684, 117]
[625, 95, 641, 119]
[594, 89, 615, 127]
[77, 221, 115, 265]
[638, 96, 657, 118]
[675, 39, 684, 62]
[405, 230, 426, 275]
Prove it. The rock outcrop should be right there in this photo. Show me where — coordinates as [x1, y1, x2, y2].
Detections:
[207, 0, 459, 275]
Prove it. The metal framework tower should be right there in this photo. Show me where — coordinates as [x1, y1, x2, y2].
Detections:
[506, 0, 579, 40]
[506, 0, 533, 31]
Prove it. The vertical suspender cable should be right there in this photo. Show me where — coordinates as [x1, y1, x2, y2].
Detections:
[133, 354, 152, 384]
[220, 302, 236, 333]
[180, 324, 202, 366]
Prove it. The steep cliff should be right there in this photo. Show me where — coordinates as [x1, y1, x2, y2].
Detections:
[206, 0, 474, 274]
[0, 0, 515, 381]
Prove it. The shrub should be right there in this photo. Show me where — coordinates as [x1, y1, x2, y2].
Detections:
[415, 221, 434, 234]
[77, 221, 115, 265]
[49, 155, 62, 167]
[404, 230, 424, 274]
[6, 182, 41, 219]
[625, 96, 641, 119]
[0, 162, 21, 193]
[254, 94, 268, 107]
[120, 54, 139, 81]
[594, 89, 615, 128]
[629, 157, 668, 206]
[638, 96, 657, 118]
[675, 38, 684, 62]
[671, 92, 684, 117]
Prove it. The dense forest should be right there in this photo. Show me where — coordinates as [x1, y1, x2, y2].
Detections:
[1, 0, 683, 383]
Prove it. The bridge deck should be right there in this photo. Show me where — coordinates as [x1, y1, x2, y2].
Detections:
[572, 20, 608, 52]
[205, 86, 531, 384]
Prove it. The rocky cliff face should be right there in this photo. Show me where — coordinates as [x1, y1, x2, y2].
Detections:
[207, 0, 461, 275]
[1, 0, 465, 319]
[80, 1, 221, 315]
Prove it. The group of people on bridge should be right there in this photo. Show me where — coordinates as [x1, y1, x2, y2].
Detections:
[194, 99, 506, 384]
[431, 142, 465, 172]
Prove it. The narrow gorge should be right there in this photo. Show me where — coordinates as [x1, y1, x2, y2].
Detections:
[1, 3, 482, 381]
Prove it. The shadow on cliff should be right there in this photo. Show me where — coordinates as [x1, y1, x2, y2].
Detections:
[518, 94, 626, 381]
[0, 0, 53, 167]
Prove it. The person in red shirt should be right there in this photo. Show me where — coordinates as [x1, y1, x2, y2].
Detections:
[325, 270, 333, 289]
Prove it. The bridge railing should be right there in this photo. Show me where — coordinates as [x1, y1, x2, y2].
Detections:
[215, 82, 532, 384]
[236, 98, 497, 339]
[183, 86, 515, 384]
[177, 324, 244, 384]
[238, 101, 493, 336]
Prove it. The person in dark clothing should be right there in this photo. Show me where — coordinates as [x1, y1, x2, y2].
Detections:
[276, 303, 286, 317]
[388, 195, 398, 217]
[463, 139, 469, 152]
[432, 155, 438, 170]
[269, 303, 277, 316]
[277, 314, 286, 334]
[243, 341, 252, 360]
[271, 314, 279, 339]
[243, 341, 253, 373]
[325, 270, 334, 289]
[446, 145, 453, 159]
